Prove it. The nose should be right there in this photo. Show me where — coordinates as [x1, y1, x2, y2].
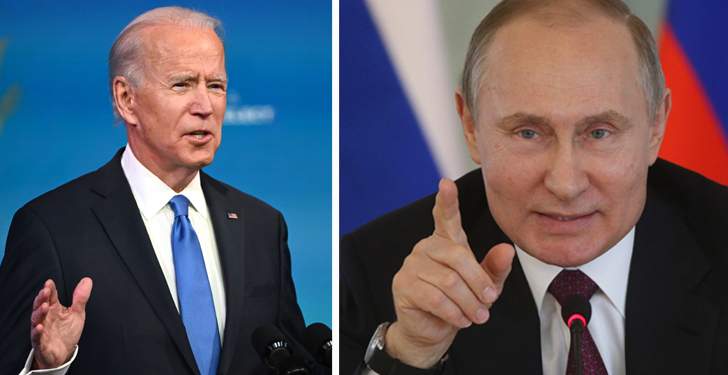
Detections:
[189, 85, 214, 117]
[543, 143, 589, 202]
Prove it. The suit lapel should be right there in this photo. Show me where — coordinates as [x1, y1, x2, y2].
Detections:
[625, 190, 719, 374]
[90, 149, 201, 375]
[201, 173, 246, 375]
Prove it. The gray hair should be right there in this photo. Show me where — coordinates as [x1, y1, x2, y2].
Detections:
[108, 6, 224, 122]
[460, 0, 665, 121]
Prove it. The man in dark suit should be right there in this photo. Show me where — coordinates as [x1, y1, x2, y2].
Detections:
[0, 6, 316, 375]
[341, 0, 728, 374]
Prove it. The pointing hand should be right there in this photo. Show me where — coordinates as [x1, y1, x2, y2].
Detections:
[386, 179, 515, 368]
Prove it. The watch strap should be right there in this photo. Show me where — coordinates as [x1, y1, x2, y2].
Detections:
[367, 346, 445, 375]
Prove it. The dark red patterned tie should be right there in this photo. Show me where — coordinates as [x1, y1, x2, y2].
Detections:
[548, 270, 608, 375]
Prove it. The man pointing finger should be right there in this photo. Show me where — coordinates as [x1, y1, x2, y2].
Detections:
[385, 179, 515, 369]
[341, 0, 728, 374]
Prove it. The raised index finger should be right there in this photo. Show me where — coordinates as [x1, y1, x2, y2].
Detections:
[432, 178, 468, 248]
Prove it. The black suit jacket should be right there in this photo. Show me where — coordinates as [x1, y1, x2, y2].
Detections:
[0, 148, 314, 374]
[340, 158, 728, 374]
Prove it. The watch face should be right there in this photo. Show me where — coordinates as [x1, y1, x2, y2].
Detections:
[364, 333, 377, 363]
[365, 322, 389, 363]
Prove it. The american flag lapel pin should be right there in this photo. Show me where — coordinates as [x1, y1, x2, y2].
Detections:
[227, 212, 238, 219]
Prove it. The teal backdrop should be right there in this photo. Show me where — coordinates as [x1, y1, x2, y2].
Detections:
[0, 1, 332, 327]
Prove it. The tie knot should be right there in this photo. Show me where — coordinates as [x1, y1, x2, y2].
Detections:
[548, 269, 599, 305]
[169, 195, 190, 217]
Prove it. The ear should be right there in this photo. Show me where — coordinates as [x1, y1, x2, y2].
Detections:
[113, 76, 139, 126]
[456, 88, 481, 164]
[648, 88, 672, 165]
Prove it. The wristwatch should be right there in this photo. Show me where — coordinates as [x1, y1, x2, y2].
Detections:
[364, 322, 446, 375]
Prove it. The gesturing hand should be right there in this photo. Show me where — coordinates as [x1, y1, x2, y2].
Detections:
[30, 278, 93, 369]
[386, 179, 515, 368]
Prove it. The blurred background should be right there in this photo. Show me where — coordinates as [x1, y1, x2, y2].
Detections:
[341, 0, 728, 234]
[0, 0, 331, 326]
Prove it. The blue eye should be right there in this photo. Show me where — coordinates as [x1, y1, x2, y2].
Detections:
[519, 129, 538, 139]
[590, 129, 610, 139]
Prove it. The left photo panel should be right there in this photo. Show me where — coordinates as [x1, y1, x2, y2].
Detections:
[0, 1, 331, 374]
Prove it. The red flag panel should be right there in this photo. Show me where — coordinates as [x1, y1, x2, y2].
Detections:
[658, 23, 728, 186]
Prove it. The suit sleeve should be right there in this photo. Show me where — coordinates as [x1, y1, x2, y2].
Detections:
[275, 211, 307, 342]
[0, 205, 68, 374]
[340, 233, 384, 375]
[274, 212, 330, 375]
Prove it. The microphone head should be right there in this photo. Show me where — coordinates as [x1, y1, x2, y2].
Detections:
[252, 324, 290, 360]
[561, 294, 592, 327]
[303, 323, 332, 366]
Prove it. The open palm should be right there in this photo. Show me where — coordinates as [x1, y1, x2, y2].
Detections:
[30, 278, 92, 369]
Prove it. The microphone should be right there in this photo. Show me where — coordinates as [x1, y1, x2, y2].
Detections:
[303, 323, 332, 367]
[561, 294, 591, 375]
[252, 324, 311, 375]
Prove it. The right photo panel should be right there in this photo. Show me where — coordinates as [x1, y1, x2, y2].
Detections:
[340, 0, 728, 374]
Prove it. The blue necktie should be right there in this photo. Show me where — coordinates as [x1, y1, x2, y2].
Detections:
[169, 195, 220, 375]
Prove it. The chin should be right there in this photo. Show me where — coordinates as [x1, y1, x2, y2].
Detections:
[179, 157, 213, 172]
[184, 150, 217, 169]
[194, 158, 214, 169]
[522, 240, 610, 268]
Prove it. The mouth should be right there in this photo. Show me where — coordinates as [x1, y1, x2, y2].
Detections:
[185, 131, 213, 142]
[535, 211, 596, 233]
[545, 214, 583, 221]
[188, 131, 209, 139]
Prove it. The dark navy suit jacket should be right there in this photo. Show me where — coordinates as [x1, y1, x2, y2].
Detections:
[0, 148, 314, 374]
[340, 159, 728, 374]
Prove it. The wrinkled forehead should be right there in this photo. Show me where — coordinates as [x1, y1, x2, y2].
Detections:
[476, 10, 645, 123]
[140, 24, 225, 64]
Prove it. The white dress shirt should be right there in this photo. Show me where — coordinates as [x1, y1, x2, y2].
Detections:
[516, 227, 634, 375]
[21, 145, 226, 375]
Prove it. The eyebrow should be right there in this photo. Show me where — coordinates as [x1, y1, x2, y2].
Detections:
[497, 110, 631, 128]
[497, 113, 550, 128]
[168, 75, 229, 85]
[169, 74, 195, 83]
[578, 110, 631, 128]
[208, 76, 229, 85]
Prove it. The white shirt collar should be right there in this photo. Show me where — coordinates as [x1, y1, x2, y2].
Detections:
[515, 227, 634, 318]
[120, 144, 208, 220]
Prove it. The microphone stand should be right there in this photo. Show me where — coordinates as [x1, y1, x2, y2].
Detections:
[570, 318, 584, 375]
[561, 294, 591, 375]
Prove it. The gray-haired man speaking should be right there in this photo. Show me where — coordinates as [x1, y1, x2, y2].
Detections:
[0, 7, 317, 375]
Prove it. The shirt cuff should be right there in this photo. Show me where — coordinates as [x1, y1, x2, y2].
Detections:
[20, 346, 78, 375]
